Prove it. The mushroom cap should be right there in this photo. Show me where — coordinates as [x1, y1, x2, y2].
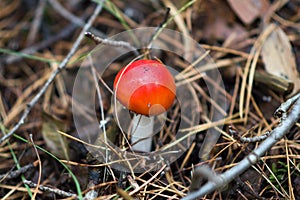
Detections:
[114, 59, 176, 116]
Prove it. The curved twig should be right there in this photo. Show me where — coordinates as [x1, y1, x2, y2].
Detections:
[182, 94, 300, 200]
[0, 1, 105, 144]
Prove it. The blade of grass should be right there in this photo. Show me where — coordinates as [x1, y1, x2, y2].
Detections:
[0, 48, 59, 64]
[12, 133, 83, 199]
[0, 125, 33, 198]
[98, 0, 131, 30]
[1, 123, 82, 198]
[151, 0, 196, 42]
[0, 1, 105, 145]
[8, 145, 33, 198]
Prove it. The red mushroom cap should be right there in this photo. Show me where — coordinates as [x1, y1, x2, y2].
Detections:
[114, 59, 176, 116]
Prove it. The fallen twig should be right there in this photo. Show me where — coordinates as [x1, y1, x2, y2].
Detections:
[2, 23, 77, 65]
[26, 0, 46, 46]
[183, 93, 300, 200]
[48, 0, 105, 37]
[0, 1, 105, 144]
[0, 163, 34, 181]
[23, 179, 77, 198]
[229, 126, 271, 143]
[85, 32, 138, 55]
[274, 93, 300, 120]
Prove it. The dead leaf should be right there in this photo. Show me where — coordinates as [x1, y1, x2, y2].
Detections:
[261, 24, 300, 95]
[200, 1, 248, 42]
[42, 112, 70, 160]
[227, 0, 269, 25]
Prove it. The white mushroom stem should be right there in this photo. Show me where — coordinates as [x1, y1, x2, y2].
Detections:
[130, 114, 154, 152]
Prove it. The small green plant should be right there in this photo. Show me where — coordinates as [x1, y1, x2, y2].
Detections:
[269, 161, 289, 190]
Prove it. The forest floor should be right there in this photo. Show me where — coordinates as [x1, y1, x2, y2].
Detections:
[0, 0, 299, 199]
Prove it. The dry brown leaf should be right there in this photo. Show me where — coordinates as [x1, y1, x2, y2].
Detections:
[227, 0, 269, 25]
[42, 112, 70, 160]
[261, 24, 300, 95]
[200, 1, 248, 42]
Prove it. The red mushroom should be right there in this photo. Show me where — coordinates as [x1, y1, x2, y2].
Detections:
[113, 59, 176, 152]
[113, 59, 176, 116]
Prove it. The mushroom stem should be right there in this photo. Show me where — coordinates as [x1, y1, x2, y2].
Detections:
[131, 114, 154, 152]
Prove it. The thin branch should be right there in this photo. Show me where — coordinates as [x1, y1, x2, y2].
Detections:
[274, 93, 300, 119]
[85, 32, 138, 55]
[23, 179, 77, 198]
[48, 0, 105, 37]
[0, 163, 34, 180]
[229, 126, 271, 143]
[2, 23, 77, 65]
[0, 1, 105, 144]
[182, 93, 300, 200]
[26, 0, 46, 46]
[2, 2, 106, 65]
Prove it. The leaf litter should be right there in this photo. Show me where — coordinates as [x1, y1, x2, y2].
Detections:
[0, 0, 299, 199]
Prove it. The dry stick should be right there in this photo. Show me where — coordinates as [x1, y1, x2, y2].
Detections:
[48, 0, 84, 26]
[0, 163, 34, 180]
[85, 32, 138, 55]
[3, 23, 77, 65]
[182, 94, 300, 200]
[23, 179, 76, 198]
[0, 2, 105, 144]
[26, 0, 46, 46]
[2, 3, 106, 65]
[274, 93, 300, 119]
[48, 0, 105, 37]
[229, 126, 271, 143]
